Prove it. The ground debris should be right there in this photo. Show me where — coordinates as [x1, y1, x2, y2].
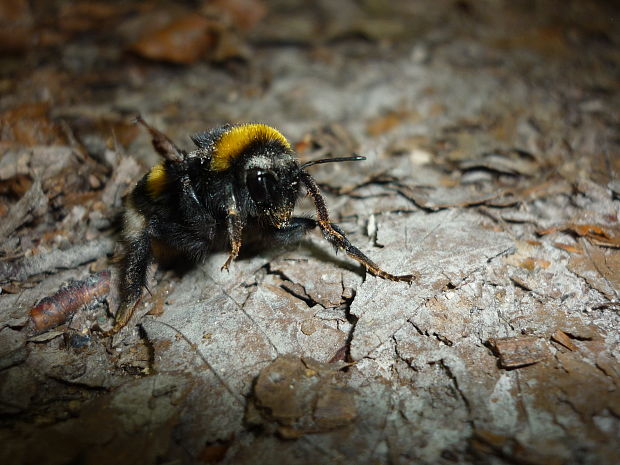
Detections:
[0, 178, 47, 239]
[0, 237, 115, 282]
[488, 336, 551, 368]
[130, 12, 218, 65]
[246, 355, 356, 438]
[0, 372, 194, 465]
[550, 329, 579, 351]
[471, 429, 565, 465]
[538, 223, 620, 248]
[29, 270, 110, 332]
[0, 1, 619, 464]
[568, 245, 620, 300]
[129, 0, 262, 64]
[459, 148, 541, 177]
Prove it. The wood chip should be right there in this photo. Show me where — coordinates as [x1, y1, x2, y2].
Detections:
[550, 330, 578, 351]
[488, 336, 550, 368]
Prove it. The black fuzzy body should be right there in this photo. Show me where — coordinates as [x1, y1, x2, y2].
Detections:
[129, 139, 306, 262]
[116, 125, 316, 331]
[107, 119, 413, 334]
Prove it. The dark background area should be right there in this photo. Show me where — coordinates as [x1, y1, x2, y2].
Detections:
[1, 1, 619, 464]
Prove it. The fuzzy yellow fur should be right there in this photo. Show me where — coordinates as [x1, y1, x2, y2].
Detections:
[146, 162, 167, 197]
[211, 124, 290, 171]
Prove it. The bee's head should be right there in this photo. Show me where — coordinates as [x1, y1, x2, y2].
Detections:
[242, 145, 300, 226]
[242, 147, 367, 227]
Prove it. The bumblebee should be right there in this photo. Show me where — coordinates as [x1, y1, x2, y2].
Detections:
[108, 117, 414, 334]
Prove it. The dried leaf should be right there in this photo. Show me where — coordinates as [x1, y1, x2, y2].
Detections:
[553, 242, 583, 254]
[0, 237, 115, 282]
[396, 183, 516, 210]
[0, 103, 66, 147]
[0, 174, 32, 198]
[538, 223, 620, 248]
[0, 179, 47, 239]
[518, 257, 551, 271]
[568, 246, 620, 300]
[248, 355, 356, 436]
[366, 110, 411, 136]
[131, 13, 216, 64]
[460, 149, 540, 177]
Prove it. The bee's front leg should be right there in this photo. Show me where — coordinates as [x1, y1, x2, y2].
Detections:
[221, 207, 244, 271]
[300, 171, 415, 283]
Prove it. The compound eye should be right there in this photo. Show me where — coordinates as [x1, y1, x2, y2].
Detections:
[247, 169, 277, 205]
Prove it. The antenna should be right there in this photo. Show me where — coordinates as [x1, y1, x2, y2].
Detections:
[300, 155, 366, 171]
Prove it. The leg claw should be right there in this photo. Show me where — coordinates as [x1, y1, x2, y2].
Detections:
[220, 258, 233, 272]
